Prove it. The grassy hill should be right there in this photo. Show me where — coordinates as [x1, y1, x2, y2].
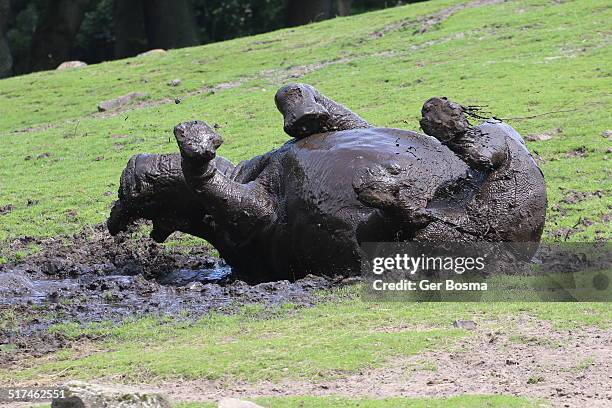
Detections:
[0, 0, 610, 406]
[0, 0, 610, 249]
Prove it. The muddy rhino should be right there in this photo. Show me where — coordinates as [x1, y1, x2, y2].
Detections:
[108, 84, 546, 282]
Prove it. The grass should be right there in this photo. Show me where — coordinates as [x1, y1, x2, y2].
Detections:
[0, 0, 610, 247]
[0, 0, 610, 405]
[26, 395, 539, 408]
[2, 293, 609, 384]
[176, 395, 539, 407]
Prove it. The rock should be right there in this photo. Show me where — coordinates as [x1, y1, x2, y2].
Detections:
[138, 49, 167, 57]
[57, 61, 87, 70]
[168, 79, 182, 87]
[97, 92, 147, 112]
[218, 398, 265, 408]
[602, 130, 612, 138]
[525, 133, 552, 142]
[453, 319, 477, 330]
[51, 381, 170, 408]
[525, 127, 562, 142]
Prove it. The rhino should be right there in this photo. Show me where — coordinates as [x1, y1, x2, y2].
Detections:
[107, 84, 546, 282]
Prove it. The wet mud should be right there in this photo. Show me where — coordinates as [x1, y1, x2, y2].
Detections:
[0, 225, 339, 365]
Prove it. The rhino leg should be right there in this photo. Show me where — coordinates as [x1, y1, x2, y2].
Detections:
[275, 83, 371, 138]
[420, 97, 507, 171]
[174, 121, 275, 233]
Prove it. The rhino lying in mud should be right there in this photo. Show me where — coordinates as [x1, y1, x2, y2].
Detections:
[108, 84, 546, 282]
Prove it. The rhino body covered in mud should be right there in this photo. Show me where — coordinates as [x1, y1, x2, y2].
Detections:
[108, 84, 546, 282]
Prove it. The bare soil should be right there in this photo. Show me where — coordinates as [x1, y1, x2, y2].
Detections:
[155, 315, 611, 408]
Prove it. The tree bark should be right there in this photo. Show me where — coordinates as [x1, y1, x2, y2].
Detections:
[113, 0, 147, 58]
[0, 0, 12, 78]
[142, 0, 199, 50]
[336, 0, 352, 16]
[285, 0, 332, 27]
[29, 0, 91, 72]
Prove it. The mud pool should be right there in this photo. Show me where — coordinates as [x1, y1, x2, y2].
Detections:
[0, 226, 341, 365]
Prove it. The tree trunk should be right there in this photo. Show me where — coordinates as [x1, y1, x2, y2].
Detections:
[29, 0, 91, 72]
[286, 0, 332, 27]
[113, 0, 147, 58]
[142, 0, 199, 50]
[0, 0, 12, 77]
[336, 0, 352, 16]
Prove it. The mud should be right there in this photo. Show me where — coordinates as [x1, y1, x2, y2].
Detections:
[0, 225, 338, 365]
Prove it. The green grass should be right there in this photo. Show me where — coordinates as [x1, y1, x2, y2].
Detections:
[0, 0, 610, 404]
[176, 395, 539, 408]
[0, 0, 610, 247]
[2, 293, 609, 384]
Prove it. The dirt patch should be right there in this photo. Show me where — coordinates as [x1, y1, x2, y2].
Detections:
[93, 80, 248, 119]
[0, 204, 14, 215]
[561, 189, 604, 205]
[565, 147, 589, 158]
[153, 315, 611, 407]
[10, 122, 56, 134]
[97, 92, 148, 113]
[525, 127, 563, 142]
[369, 0, 506, 39]
[0, 224, 340, 366]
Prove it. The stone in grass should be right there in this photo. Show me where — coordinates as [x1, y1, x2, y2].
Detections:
[218, 398, 265, 408]
[97, 92, 147, 112]
[524, 128, 562, 142]
[51, 381, 171, 408]
[57, 61, 87, 70]
[138, 49, 167, 57]
[453, 319, 477, 330]
[168, 79, 182, 87]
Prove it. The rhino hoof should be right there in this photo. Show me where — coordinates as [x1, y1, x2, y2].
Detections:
[174, 120, 223, 161]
